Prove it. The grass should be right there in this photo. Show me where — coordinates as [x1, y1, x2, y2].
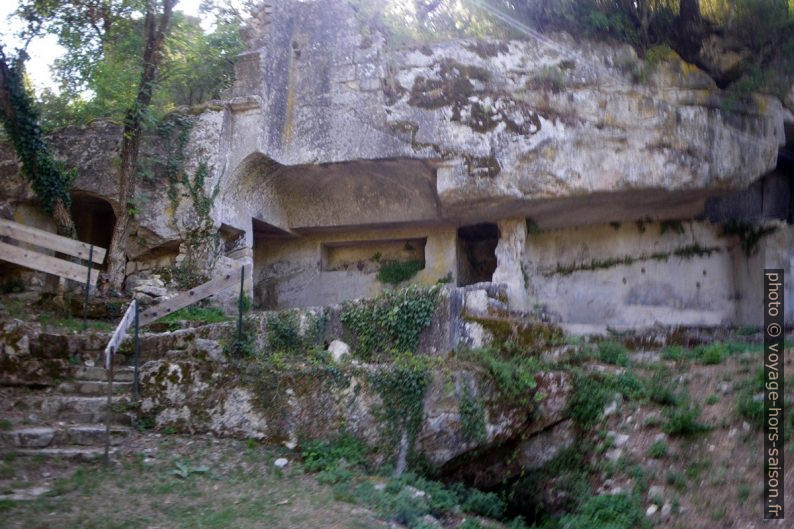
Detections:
[0, 437, 384, 529]
[647, 440, 668, 459]
[155, 306, 230, 326]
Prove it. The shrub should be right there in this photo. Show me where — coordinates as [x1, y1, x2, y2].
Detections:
[377, 260, 424, 285]
[646, 370, 679, 406]
[461, 489, 506, 519]
[664, 401, 709, 436]
[647, 440, 668, 459]
[567, 372, 613, 428]
[660, 345, 687, 361]
[597, 341, 629, 366]
[559, 493, 646, 529]
[301, 433, 367, 472]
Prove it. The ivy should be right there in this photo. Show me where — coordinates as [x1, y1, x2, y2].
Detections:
[0, 56, 74, 216]
[459, 386, 486, 443]
[368, 353, 433, 460]
[155, 113, 194, 211]
[340, 285, 440, 361]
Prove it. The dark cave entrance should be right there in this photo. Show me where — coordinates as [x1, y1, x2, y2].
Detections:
[457, 222, 499, 286]
[70, 194, 116, 251]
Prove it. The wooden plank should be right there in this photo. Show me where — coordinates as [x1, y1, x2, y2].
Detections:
[0, 240, 96, 284]
[104, 300, 137, 368]
[0, 218, 106, 264]
[139, 267, 244, 327]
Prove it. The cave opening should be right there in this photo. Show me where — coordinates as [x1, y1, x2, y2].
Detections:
[457, 222, 499, 286]
[70, 193, 116, 251]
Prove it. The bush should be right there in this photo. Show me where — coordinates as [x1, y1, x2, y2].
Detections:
[567, 373, 613, 428]
[461, 489, 506, 519]
[559, 493, 646, 529]
[664, 401, 710, 436]
[597, 341, 629, 366]
[646, 370, 679, 406]
[377, 260, 424, 285]
[647, 440, 668, 459]
[301, 433, 367, 472]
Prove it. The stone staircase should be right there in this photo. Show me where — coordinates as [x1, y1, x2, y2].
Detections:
[0, 363, 136, 461]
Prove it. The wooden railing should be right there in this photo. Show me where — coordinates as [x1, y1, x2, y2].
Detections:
[0, 218, 106, 329]
[0, 218, 105, 283]
[100, 266, 246, 463]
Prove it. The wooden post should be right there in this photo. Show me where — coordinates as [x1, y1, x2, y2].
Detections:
[104, 347, 114, 466]
[83, 244, 94, 331]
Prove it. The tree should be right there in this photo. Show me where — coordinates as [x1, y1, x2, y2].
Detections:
[0, 47, 76, 237]
[105, 0, 177, 290]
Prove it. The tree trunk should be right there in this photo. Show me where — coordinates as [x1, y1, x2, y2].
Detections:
[106, 0, 177, 291]
[677, 0, 702, 59]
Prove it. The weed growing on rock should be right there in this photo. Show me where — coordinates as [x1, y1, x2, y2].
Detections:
[597, 341, 630, 366]
[377, 260, 424, 285]
[663, 399, 710, 436]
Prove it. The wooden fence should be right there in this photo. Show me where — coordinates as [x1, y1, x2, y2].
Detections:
[0, 218, 105, 284]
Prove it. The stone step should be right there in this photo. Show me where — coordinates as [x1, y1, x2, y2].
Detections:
[0, 424, 131, 449]
[73, 366, 135, 382]
[9, 395, 133, 424]
[11, 446, 116, 461]
[56, 380, 133, 396]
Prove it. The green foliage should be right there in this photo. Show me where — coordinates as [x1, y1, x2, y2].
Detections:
[340, 285, 440, 360]
[566, 371, 644, 428]
[663, 400, 710, 436]
[645, 370, 680, 406]
[0, 56, 75, 216]
[156, 305, 229, 326]
[301, 432, 368, 473]
[32, 10, 243, 128]
[270, 310, 325, 356]
[368, 354, 433, 454]
[461, 489, 505, 519]
[721, 219, 778, 257]
[170, 460, 209, 479]
[458, 387, 486, 443]
[647, 440, 668, 459]
[692, 343, 725, 365]
[559, 493, 646, 529]
[464, 347, 540, 406]
[377, 260, 424, 285]
[597, 341, 629, 366]
[736, 368, 765, 428]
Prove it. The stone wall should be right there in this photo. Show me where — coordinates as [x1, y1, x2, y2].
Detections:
[523, 220, 794, 327]
[253, 225, 458, 309]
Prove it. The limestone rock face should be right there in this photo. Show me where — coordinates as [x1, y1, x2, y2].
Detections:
[226, 0, 783, 226]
